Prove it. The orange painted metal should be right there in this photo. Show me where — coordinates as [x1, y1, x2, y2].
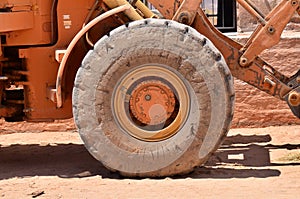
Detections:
[55, 4, 131, 108]
[172, 0, 203, 25]
[129, 81, 176, 125]
[0, 0, 96, 120]
[145, 0, 183, 19]
[167, 0, 299, 100]
[0, 0, 299, 121]
[0, 11, 34, 32]
[1, 0, 54, 46]
[288, 91, 300, 107]
[191, 9, 292, 99]
[0, 106, 20, 117]
[239, 0, 300, 67]
[236, 0, 266, 25]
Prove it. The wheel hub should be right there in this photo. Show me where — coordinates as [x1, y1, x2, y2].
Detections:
[112, 65, 190, 142]
[129, 81, 176, 125]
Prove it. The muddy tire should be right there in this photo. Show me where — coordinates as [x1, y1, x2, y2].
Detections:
[73, 19, 235, 177]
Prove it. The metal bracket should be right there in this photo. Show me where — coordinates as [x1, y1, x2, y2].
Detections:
[286, 87, 300, 118]
[239, 0, 300, 67]
[285, 70, 300, 118]
[55, 50, 67, 63]
[172, 0, 203, 25]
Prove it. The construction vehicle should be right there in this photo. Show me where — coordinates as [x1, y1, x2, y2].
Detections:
[0, 0, 299, 177]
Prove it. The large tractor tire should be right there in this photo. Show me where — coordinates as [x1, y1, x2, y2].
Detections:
[73, 19, 235, 177]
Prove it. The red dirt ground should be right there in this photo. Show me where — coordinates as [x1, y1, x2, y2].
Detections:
[0, 123, 299, 198]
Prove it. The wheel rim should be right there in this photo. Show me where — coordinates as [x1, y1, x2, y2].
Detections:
[112, 65, 190, 142]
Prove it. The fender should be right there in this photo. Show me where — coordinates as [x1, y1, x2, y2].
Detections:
[55, 4, 131, 108]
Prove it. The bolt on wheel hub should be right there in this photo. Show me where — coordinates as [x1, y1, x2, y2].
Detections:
[129, 81, 176, 125]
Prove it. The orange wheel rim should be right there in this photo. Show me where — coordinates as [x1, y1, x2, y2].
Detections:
[112, 65, 190, 142]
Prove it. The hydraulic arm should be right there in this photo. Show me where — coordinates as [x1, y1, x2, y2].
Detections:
[146, 0, 300, 118]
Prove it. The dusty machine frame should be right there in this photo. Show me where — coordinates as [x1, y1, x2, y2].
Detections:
[68, 0, 300, 118]
[0, 0, 298, 121]
[147, 0, 300, 117]
[0, 0, 299, 176]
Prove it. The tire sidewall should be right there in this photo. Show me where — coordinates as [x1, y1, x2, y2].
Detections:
[73, 19, 234, 176]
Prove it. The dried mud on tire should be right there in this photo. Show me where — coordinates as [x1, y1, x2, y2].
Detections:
[73, 19, 234, 177]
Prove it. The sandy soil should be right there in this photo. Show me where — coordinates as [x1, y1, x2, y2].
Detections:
[0, 125, 300, 198]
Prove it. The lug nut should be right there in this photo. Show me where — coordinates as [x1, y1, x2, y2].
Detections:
[145, 94, 151, 101]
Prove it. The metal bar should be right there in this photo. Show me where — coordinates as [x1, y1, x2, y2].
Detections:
[135, 0, 158, 18]
[103, 0, 143, 20]
[192, 9, 292, 100]
[239, 0, 300, 67]
[172, 0, 203, 25]
[56, 4, 131, 108]
[222, 0, 225, 27]
[244, 0, 266, 18]
[236, 0, 267, 25]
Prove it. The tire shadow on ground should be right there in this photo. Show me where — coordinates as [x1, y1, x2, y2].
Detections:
[0, 134, 299, 180]
[0, 144, 121, 180]
[184, 134, 300, 179]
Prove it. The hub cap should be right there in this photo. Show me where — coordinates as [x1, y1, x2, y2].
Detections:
[129, 80, 176, 126]
[112, 65, 190, 142]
